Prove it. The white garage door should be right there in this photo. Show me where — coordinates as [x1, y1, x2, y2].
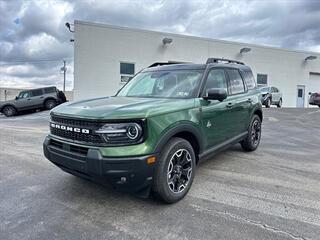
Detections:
[309, 72, 320, 93]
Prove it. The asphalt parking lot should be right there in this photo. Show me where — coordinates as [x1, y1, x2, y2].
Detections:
[1, 108, 320, 240]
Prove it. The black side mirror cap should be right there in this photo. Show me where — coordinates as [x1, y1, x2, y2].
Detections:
[203, 88, 228, 102]
[15, 96, 18, 100]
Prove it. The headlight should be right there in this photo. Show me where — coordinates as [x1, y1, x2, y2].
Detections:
[95, 122, 143, 144]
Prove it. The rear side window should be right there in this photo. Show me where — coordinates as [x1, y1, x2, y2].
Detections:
[44, 87, 56, 94]
[242, 70, 256, 89]
[31, 89, 43, 96]
[226, 69, 245, 94]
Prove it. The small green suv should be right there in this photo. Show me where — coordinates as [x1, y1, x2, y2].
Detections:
[43, 58, 262, 203]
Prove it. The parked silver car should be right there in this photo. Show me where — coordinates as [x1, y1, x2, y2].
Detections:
[0, 86, 66, 117]
[259, 86, 282, 108]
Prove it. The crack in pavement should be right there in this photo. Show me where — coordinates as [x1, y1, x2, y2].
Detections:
[191, 204, 308, 240]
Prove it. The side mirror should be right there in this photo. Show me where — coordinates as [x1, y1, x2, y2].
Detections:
[15, 96, 18, 100]
[204, 88, 227, 102]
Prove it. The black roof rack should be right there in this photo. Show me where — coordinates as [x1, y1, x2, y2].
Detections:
[148, 61, 189, 68]
[206, 58, 244, 65]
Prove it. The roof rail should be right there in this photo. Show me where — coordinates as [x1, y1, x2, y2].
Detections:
[206, 58, 244, 65]
[148, 61, 189, 68]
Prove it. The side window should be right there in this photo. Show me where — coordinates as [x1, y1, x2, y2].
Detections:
[226, 69, 245, 95]
[44, 87, 56, 94]
[242, 70, 256, 89]
[31, 89, 43, 96]
[204, 69, 228, 94]
[18, 91, 31, 99]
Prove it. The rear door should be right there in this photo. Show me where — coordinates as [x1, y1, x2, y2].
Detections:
[225, 68, 251, 136]
[271, 87, 279, 102]
[29, 89, 45, 107]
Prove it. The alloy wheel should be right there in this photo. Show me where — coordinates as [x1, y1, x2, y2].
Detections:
[251, 119, 261, 146]
[167, 149, 193, 194]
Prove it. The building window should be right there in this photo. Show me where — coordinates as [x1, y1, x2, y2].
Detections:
[120, 62, 135, 82]
[257, 74, 268, 85]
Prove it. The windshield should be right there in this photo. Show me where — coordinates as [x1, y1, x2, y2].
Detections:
[117, 69, 204, 98]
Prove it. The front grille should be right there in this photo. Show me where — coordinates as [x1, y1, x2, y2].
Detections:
[50, 115, 104, 144]
[51, 115, 104, 128]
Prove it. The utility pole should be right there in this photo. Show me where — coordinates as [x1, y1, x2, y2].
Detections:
[62, 60, 66, 93]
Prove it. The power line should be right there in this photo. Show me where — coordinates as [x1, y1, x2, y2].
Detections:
[0, 58, 73, 65]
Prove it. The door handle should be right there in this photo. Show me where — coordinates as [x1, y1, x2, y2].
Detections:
[226, 102, 233, 108]
[247, 98, 253, 103]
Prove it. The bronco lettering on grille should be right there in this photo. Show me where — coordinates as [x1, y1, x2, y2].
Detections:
[50, 123, 90, 134]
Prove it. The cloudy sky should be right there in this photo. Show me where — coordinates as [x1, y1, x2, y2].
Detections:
[1, 0, 320, 90]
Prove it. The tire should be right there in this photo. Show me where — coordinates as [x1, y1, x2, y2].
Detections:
[265, 98, 271, 108]
[45, 99, 57, 110]
[153, 137, 196, 203]
[241, 115, 262, 152]
[318, 105, 320, 108]
[2, 105, 17, 117]
[277, 99, 282, 108]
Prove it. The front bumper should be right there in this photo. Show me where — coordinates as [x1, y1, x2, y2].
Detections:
[43, 136, 156, 195]
[261, 94, 270, 104]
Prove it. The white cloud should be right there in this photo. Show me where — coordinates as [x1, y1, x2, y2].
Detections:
[1, 0, 320, 90]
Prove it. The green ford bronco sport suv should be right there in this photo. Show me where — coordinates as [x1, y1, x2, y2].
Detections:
[43, 58, 262, 203]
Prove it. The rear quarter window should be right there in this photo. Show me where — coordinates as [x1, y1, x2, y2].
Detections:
[44, 87, 56, 94]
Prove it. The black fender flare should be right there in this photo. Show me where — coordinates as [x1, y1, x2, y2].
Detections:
[250, 104, 263, 122]
[154, 123, 203, 155]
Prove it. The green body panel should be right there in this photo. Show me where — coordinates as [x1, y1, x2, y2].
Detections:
[50, 89, 261, 158]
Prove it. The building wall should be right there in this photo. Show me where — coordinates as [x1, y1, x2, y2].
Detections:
[74, 20, 320, 107]
[0, 88, 73, 102]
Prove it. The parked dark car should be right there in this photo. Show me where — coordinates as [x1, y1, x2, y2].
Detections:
[259, 86, 282, 108]
[0, 86, 66, 117]
[309, 92, 320, 107]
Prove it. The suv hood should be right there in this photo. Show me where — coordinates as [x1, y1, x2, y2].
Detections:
[51, 96, 195, 119]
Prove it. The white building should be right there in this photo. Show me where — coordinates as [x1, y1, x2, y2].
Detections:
[73, 20, 320, 107]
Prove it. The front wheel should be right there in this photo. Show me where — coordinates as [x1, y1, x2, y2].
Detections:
[241, 115, 262, 152]
[152, 137, 196, 203]
[2, 106, 17, 117]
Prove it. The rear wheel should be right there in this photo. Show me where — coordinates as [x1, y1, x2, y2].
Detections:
[45, 99, 57, 110]
[2, 105, 17, 117]
[153, 137, 196, 203]
[241, 115, 261, 151]
[277, 99, 282, 108]
[265, 98, 271, 108]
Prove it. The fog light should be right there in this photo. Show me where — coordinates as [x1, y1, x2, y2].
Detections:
[147, 156, 156, 165]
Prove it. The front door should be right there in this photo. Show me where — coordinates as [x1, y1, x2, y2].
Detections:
[15, 91, 33, 109]
[296, 85, 305, 108]
[200, 68, 231, 148]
